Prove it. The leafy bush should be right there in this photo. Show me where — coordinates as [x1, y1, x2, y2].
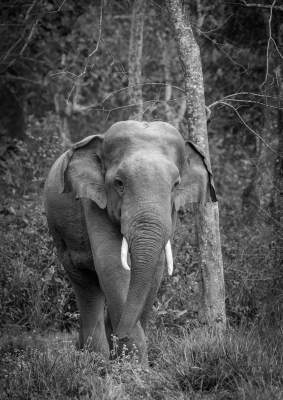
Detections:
[0, 114, 78, 332]
[0, 113, 64, 196]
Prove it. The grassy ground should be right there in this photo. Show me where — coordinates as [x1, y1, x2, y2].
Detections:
[0, 118, 282, 399]
[1, 326, 282, 399]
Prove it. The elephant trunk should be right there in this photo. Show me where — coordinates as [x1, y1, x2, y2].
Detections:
[117, 213, 168, 338]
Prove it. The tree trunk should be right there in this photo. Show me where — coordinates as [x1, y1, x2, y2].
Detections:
[273, 59, 283, 300]
[166, 0, 226, 328]
[128, 0, 146, 121]
[161, 32, 186, 129]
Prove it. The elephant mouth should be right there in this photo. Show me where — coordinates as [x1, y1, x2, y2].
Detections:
[120, 236, 173, 276]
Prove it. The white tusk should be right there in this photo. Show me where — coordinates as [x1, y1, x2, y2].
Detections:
[121, 237, 130, 271]
[165, 240, 174, 276]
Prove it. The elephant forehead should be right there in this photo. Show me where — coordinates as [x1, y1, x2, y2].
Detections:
[121, 152, 179, 178]
[103, 120, 185, 166]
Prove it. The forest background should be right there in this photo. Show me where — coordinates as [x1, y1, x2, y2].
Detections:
[0, 1, 282, 399]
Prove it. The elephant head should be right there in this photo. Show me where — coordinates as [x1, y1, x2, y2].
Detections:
[56, 120, 216, 342]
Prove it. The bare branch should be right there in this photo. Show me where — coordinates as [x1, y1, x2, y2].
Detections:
[24, 0, 38, 21]
[19, 19, 38, 57]
[208, 91, 283, 107]
[101, 82, 185, 105]
[196, 28, 247, 71]
[261, 0, 277, 87]
[271, 37, 283, 59]
[63, 82, 185, 115]
[220, 98, 283, 110]
[212, 100, 278, 154]
[240, 0, 283, 12]
[88, 3, 103, 58]
[195, 14, 233, 35]
[5, 74, 42, 84]
[76, 97, 183, 115]
[54, 0, 67, 13]
[65, 0, 104, 102]
[1, 0, 38, 65]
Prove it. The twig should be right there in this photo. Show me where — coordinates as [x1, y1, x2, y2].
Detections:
[46, 0, 67, 13]
[240, 0, 283, 12]
[208, 91, 283, 108]
[222, 98, 283, 110]
[5, 74, 42, 84]
[19, 19, 38, 56]
[88, 2, 103, 58]
[54, 0, 66, 12]
[24, 0, 38, 21]
[1, 0, 38, 63]
[98, 97, 184, 120]
[214, 101, 278, 154]
[63, 82, 185, 114]
[49, 71, 78, 78]
[270, 37, 283, 59]
[194, 14, 233, 35]
[196, 28, 247, 70]
[262, 0, 277, 87]
[101, 82, 185, 105]
[66, 0, 104, 102]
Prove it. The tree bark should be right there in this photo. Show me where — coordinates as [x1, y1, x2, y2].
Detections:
[274, 61, 283, 286]
[128, 0, 146, 121]
[161, 32, 186, 129]
[166, 0, 226, 328]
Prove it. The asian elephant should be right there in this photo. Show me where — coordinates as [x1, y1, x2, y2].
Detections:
[44, 120, 215, 362]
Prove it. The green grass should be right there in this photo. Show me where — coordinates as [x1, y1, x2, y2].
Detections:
[0, 327, 282, 399]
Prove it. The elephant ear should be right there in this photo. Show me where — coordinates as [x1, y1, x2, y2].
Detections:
[57, 135, 107, 209]
[175, 140, 217, 211]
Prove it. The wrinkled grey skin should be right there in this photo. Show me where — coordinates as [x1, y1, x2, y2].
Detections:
[44, 120, 215, 361]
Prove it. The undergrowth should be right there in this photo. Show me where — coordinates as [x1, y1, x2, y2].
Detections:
[0, 327, 282, 399]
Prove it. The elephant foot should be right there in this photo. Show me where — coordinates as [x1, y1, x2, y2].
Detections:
[77, 324, 110, 358]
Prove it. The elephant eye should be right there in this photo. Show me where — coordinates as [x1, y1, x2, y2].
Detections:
[172, 177, 181, 191]
[114, 177, 124, 194]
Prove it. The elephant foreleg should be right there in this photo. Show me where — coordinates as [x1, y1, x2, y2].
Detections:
[68, 267, 110, 357]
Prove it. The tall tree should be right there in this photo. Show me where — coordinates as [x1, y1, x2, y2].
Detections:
[160, 31, 186, 129]
[128, 0, 146, 120]
[273, 20, 283, 305]
[166, 0, 226, 328]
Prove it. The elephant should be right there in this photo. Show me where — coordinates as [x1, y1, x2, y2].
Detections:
[44, 120, 216, 362]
